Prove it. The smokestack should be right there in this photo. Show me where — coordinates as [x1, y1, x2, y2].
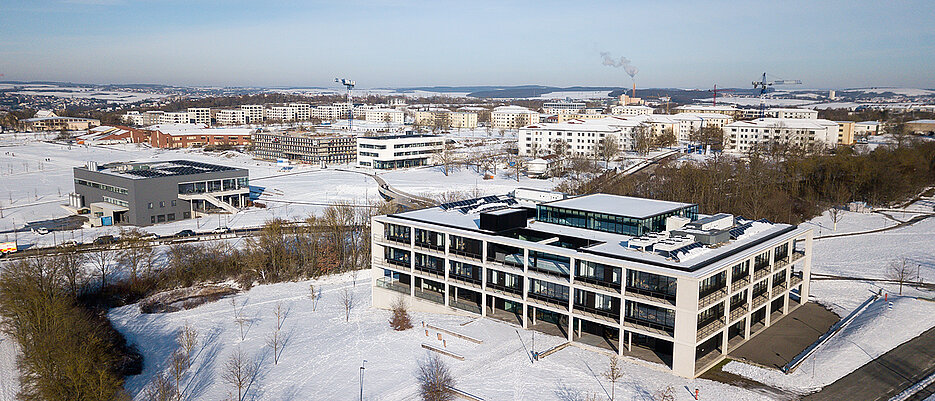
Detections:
[632, 82, 636, 104]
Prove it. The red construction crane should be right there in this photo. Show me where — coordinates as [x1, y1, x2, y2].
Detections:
[707, 84, 734, 106]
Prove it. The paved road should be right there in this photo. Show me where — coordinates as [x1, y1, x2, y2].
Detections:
[804, 324, 935, 401]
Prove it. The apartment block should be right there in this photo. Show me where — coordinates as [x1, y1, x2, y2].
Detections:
[519, 117, 639, 157]
[157, 112, 190, 125]
[364, 108, 405, 125]
[370, 193, 812, 378]
[543, 101, 586, 115]
[241, 105, 265, 123]
[723, 118, 840, 153]
[216, 109, 247, 125]
[491, 105, 540, 130]
[413, 110, 478, 129]
[251, 132, 356, 165]
[187, 108, 211, 125]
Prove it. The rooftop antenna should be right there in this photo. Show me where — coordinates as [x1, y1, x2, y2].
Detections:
[752, 72, 801, 117]
[335, 78, 355, 133]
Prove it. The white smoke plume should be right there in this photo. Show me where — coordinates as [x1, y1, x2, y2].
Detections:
[600, 52, 638, 78]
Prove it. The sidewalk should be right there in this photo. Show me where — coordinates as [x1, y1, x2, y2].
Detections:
[804, 325, 935, 401]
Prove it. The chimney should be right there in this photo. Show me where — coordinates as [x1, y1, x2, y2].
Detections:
[632, 82, 636, 104]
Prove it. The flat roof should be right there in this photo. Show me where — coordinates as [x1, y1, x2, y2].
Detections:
[541, 194, 695, 219]
[87, 160, 246, 179]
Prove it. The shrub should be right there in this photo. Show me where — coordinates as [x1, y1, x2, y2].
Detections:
[389, 297, 413, 331]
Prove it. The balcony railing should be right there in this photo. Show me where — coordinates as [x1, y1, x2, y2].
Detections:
[773, 257, 789, 271]
[697, 317, 726, 341]
[772, 281, 787, 294]
[729, 304, 748, 322]
[731, 276, 750, 292]
[574, 275, 622, 293]
[573, 304, 620, 323]
[623, 317, 674, 337]
[699, 287, 728, 309]
[375, 277, 411, 295]
[449, 273, 482, 288]
[449, 299, 481, 314]
[625, 287, 677, 306]
[753, 268, 771, 282]
[790, 273, 803, 287]
[386, 258, 410, 269]
[385, 235, 410, 245]
[487, 282, 523, 298]
[414, 288, 445, 305]
[449, 249, 482, 261]
[789, 251, 805, 263]
[414, 265, 444, 279]
[414, 241, 445, 253]
[752, 293, 769, 308]
[527, 292, 569, 310]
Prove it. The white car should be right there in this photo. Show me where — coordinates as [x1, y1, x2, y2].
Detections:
[35, 227, 49, 235]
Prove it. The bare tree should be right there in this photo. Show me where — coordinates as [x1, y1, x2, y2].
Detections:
[417, 353, 456, 401]
[604, 355, 623, 401]
[117, 227, 154, 289]
[308, 283, 321, 311]
[653, 386, 675, 401]
[887, 258, 915, 295]
[57, 246, 87, 297]
[89, 248, 114, 290]
[632, 125, 652, 156]
[266, 331, 283, 365]
[144, 372, 175, 401]
[597, 134, 620, 167]
[342, 287, 355, 322]
[232, 298, 249, 341]
[435, 141, 459, 176]
[222, 348, 256, 401]
[828, 206, 845, 232]
[169, 351, 189, 400]
[177, 322, 199, 360]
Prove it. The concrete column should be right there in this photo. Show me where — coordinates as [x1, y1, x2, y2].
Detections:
[481, 267, 487, 317]
[627, 331, 632, 352]
[522, 303, 528, 329]
[721, 325, 729, 354]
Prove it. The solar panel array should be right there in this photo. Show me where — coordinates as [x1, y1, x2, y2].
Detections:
[438, 195, 519, 214]
[671, 241, 703, 258]
[728, 222, 754, 239]
[116, 160, 240, 179]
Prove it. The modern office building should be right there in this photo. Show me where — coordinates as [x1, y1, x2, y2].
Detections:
[357, 134, 444, 169]
[72, 160, 249, 226]
[370, 193, 812, 378]
[252, 131, 356, 165]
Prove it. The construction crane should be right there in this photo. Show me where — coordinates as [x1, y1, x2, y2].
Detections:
[707, 84, 734, 106]
[751, 72, 801, 117]
[335, 78, 355, 133]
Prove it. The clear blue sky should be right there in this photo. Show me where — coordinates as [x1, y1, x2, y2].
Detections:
[1, 0, 933, 89]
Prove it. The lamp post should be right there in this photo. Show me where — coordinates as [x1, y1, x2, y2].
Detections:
[359, 359, 367, 401]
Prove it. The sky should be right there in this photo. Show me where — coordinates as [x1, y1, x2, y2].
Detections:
[0, 0, 933, 89]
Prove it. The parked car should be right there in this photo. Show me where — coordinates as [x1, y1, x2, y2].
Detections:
[212, 226, 231, 234]
[35, 227, 49, 235]
[60, 240, 79, 248]
[93, 235, 117, 245]
[175, 229, 196, 237]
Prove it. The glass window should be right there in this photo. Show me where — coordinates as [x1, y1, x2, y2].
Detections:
[147, 202, 153, 209]
[157, 215, 166, 223]
[627, 270, 677, 300]
[625, 300, 675, 330]
[167, 213, 176, 221]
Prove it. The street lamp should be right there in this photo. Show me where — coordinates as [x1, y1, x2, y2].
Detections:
[359, 359, 367, 401]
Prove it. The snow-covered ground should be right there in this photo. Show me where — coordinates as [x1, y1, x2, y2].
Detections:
[379, 166, 557, 200]
[0, 332, 17, 401]
[109, 273, 766, 401]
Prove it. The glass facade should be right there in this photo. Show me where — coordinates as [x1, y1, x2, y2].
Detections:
[178, 177, 248, 194]
[384, 223, 411, 244]
[414, 253, 444, 274]
[384, 247, 410, 267]
[626, 270, 677, 301]
[731, 261, 750, 280]
[487, 269, 522, 294]
[536, 204, 698, 236]
[528, 278, 569, 303]
[699, 271, 727, 299]
[449, 260, 481, 283]
[576, 260, 621, 286]
[625, 300, 676, 332]
[449, 235, 482, 259]
[414, 228, 444, 250]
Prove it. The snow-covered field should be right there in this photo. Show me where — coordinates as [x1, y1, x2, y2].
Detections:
[380, 166, 557, 200]
[109, 273, 765, 401]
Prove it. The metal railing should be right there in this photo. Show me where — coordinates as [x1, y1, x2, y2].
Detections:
[573, 304, 620, 323]
[790, 273, 803, 287]
[729, 304, 748, 322]
[752, 293, 769, 308]
[773, 257, 789, 271]
[753, 267, 771, 282]
[699, 287, 728, 309]
[486, 282, 523, 297]
[731, 276, 750, 292]
[697, 317, 726, 341]
[375, 277, 411, 294]
[789, 251, 805, 263]
[574, 275, 622, 293]
[623, 317, 674, 337]
[449, 274, 482, 288]
[625, 287, 677, 305]
[414, 265, 445, 279]
[414, 288, 445, 305]
[527, 292, 569, 310]
[449, 300, 481, 314]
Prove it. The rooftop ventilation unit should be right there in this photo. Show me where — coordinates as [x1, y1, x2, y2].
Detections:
[628, 231, 670, 250]
[688, 213, 734, 231]
[653, 235, 696, 253]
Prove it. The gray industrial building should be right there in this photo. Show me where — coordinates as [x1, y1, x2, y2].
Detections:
[71, 160, 249, 226]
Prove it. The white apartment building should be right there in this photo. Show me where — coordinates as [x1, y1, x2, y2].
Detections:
[675, 105, 743, 119]
[543, 101, 586, 115]
[365, 108, 405, 124]
[413, 110, 479, 129]
[187, 108, 211, 125]
[266, 106, 297, 122]
[371, 193, 812, 378]
[611, 105, 654, 116]
[723, 118, 840, 153]
[313, 103, 351, 121]
[491, 105, 540, 130]
[854, 121, 881, 136]
[241, 105, 265, 123]
[764, 108, 819, 119]
[289, 103, 312, 121]
[157, 112, 190, 125]
[357, 134, 444, 169]
[671, 113, 734, 143]
[519, 117, 641, 157]
[216, 109, 247, 125]
[123, 111, 143, 126]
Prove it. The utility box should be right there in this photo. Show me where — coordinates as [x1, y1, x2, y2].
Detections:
[480, 208, 527, 232]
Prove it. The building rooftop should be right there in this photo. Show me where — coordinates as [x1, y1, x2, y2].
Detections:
[726, 117, 839, 129]
[87, 160, 246, 179]
[360, 134, 440, 140]
[384, 193, 803, 275]
[542, 194, 694, 219]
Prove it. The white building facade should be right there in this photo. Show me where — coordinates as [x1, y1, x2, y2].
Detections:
[723, 118, 840, 153]
[370, 193, 812, 378]
[357, 134, 444, 169]
[492, 106, 540, 130]
[519, 117, 640, 157]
